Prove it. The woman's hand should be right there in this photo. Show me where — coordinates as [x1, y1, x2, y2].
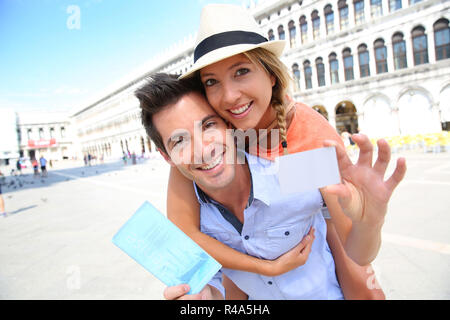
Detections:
[323, 134, 406, 227]
[264, 227, 315, 276]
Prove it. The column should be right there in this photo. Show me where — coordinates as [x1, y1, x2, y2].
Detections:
[348, 1, 356, 29]
[310, 61, 317, 90]
[405, 34, 415, 67]
[381, 0, 389, 15]
[307, 12, 314, 42]
[354, 51, 361, 80]
[426, 25, 436, 64]
[319, 15, 326, 39]
[369, 45, 377, 76]
[386, 41, 395, 73]
[324, 58, 331, 86]
[364, 0, 371, 23]
[299, 65, 306, 92]
[401, 0, 408, 10]
[338, 51, 346, 83]
[327, 105, 337, 130]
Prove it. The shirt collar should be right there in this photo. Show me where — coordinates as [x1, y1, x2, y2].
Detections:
[193, 151, 271, 207]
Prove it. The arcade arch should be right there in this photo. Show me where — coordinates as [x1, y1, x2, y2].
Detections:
[312, 105, 329, 120]
[362, 94, 399, 138]
[397, 89, 440, 134]
[335, 101, 358, 134]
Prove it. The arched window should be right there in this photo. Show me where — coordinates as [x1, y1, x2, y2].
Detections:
[329, 52, 339, 84]
[389, 0, 402, 12]
[354, 0, 365, 25]
[412, 26, 429, 65]
[370, 0, 383, 18]
[316, 57, 326, 86]
[268, 29, 275, 41]
[338, 0, 349, 30]
[292, 63, 301, 90]
[324, 4, 334, 35]
[358, 44, 370, 77]
[434, 18, 450, 61]
[374, 38, 388, 73]
[300, 15, 308, 43]
[288, 20, 297, 48]
[392, 32, 407, 69]
[311, 10, 320, 40]
[342, 47, 354, 80]
[303, 60, 312, 89]
[278, 25, 285, 40]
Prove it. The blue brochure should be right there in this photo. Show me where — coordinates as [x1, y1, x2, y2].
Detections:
[112, 201, 222, 295]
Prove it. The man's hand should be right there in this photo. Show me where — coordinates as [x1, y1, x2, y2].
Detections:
[163, 284, 220, 300]
[264, 227, 315, 277]
[323, 134, 406, 226]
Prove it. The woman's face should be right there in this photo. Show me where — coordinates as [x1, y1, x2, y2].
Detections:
[199, 53, 276, 131]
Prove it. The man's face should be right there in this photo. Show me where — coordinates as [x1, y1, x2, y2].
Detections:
[154, 92, 236, 191]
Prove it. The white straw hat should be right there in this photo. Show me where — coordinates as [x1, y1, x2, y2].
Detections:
[180, 3, 286, 79]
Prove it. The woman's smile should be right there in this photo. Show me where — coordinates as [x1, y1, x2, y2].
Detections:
[228, 101, 253, 118]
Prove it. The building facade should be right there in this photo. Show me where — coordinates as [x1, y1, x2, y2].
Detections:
[255, 0, 450, 137]
[71, 0, 450, 157]
[17, 111, 75, 162]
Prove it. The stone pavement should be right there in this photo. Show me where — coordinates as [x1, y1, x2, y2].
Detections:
[0, 150, 449, 299]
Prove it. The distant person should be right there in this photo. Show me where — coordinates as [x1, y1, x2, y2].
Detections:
[32, 158, 39, 177]
[84, 154, 88, 166]
[0, 170, 6, 217]
[40, 156, 48, 177]
[16, 159, 22, 175]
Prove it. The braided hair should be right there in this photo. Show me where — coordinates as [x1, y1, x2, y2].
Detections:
[243, 47, 292, 155]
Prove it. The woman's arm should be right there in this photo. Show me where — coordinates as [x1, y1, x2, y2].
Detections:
[321, 189, 386, 299]
[325, 220, 385, 300]
[223, 275, 248, 300]
[168, 166, 303, 276]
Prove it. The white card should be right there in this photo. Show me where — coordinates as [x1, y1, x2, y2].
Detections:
[277, 146, 341, 194]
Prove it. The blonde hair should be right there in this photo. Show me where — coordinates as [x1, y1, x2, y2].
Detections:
[243, 47, 293, 154]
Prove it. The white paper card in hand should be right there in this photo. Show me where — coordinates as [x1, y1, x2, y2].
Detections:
[277, 146, 341, 194]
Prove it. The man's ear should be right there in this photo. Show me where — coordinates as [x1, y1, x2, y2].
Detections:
[158, 148, 175, 167]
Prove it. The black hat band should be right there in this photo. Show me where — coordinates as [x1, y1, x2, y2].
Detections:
[194, 30, 268, 63]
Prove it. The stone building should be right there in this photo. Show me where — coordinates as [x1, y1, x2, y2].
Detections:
[17, 111, 75, 162]
[71, 0, 450, 158]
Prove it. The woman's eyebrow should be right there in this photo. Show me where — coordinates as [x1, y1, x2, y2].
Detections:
[200, 61, 251, 78]
[228, 61, 251, 70]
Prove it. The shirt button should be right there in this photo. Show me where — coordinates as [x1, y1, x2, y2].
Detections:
[244, 235, 250, 240]
[285, 231, 290, 236]
[268, 281, 273, 285]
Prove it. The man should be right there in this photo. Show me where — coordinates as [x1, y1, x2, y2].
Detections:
[135, 73, 404, 299]
[39, 155, 47, 178]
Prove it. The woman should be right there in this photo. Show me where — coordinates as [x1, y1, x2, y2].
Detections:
[166, 4, 406, 299]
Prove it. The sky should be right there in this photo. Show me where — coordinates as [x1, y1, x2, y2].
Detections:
[0, 0, 246, 114]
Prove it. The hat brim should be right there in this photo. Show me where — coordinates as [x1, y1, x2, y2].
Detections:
[180, 40, 286, 79]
